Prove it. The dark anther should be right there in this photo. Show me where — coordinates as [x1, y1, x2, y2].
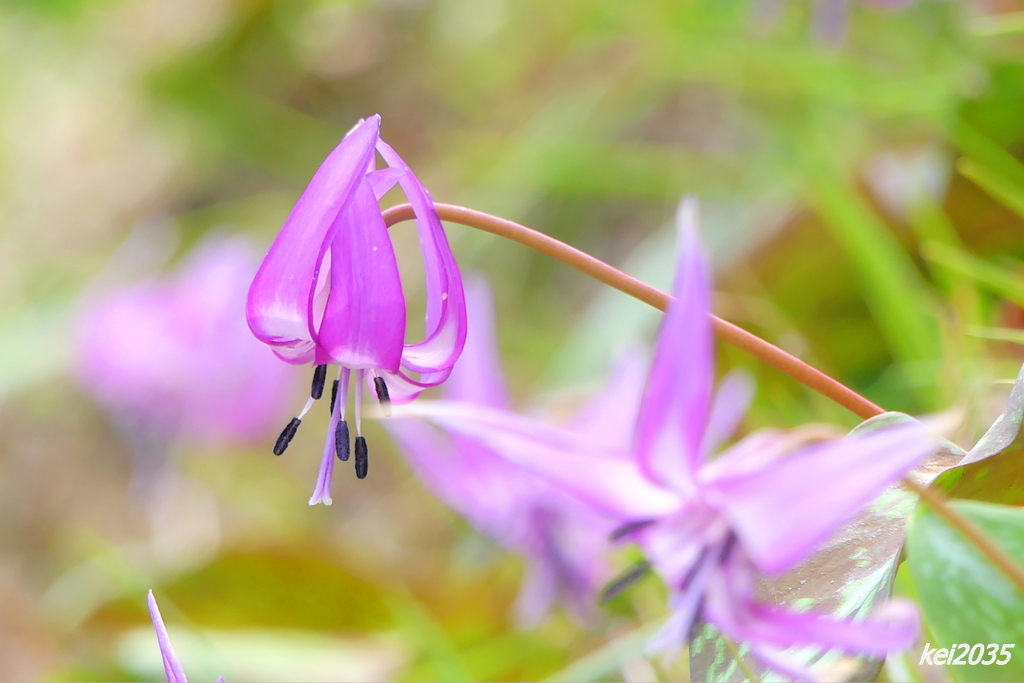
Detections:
[329, 379, 339, 414]
[355, 436, 368, 479]
[719, 533, 737, 564]
[373, 376, 390, 404]
[609, 519, 656, 542]
[599, 561, 651, 603]
[335, 420, 350, 461]
[311, 364, 328, 399]
[680, 547, 711, 592]
[273, 418, 302, 456]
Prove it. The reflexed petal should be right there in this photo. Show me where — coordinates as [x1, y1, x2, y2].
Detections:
[148, 591, 188, 683]
[635, 197, 713, 492]
[740, 599, 920, 656]
[705, 420, 937, 575]
[398, 401, 681, 518]
[378, 366, 453, 405]
[376, 140, 467, 377]
[366, 167, 404, 200]
[703, 369, 754, 454]
[443, 275, 512, 410]
[569, 350, 648, 454]
[386, 417, 520, 526]
[515, 561, 559, 628]
[317, 180, 406, 370]
[705, 553, 919, 674]
[247, 117, 380, 363]
[388, 416, 614, 625]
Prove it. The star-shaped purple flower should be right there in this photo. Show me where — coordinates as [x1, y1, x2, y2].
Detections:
[387, 276, 642, 624]
[402, 199, 940, 679]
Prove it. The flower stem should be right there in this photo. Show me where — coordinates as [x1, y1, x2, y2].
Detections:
[902, 477, 1024, 592]
[384, 203, 883, 418]
[722, 636, 756, 682]
[382, 202, 1024, 595]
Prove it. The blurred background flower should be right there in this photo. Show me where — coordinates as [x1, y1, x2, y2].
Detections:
[76, 234, 296, 456]
[387, 276, 637, 628]
[3, 0, 1024, 680]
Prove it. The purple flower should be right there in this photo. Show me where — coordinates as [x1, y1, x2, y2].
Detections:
[401, 199, 939, 679]
[76, 236, 296, 449]
[386, 277, 638, 624]
[148, 590, 224, 683]
[246, 116, 467, 503]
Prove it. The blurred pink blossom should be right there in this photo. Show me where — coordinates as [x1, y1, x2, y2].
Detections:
[386, 277, 630, 625]
[76, 235, 296, 448]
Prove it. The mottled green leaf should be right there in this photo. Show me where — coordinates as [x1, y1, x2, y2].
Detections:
[938, 363, 1024, 505]
[907, 500, 1024, 682]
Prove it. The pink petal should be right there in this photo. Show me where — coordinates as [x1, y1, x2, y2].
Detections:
[316, 179, 406, 370]
[399, 401, 681, 518]
[703, 369, 754, 454]
[148, 591, 188, 683]
[246, 117, 380, 363]
[739, 599, 921, 656]
[366, 167, 404, 200]
[375, 140, 467, 378]
[705, 420, 937, 575]
[442, 275, 512, 410]
[704, 551, 918, 680]
[705, 553, 918, 666]
[634, 197, 713, 493]
[569, 350, 648, 454]
[377, 366, 453, 405]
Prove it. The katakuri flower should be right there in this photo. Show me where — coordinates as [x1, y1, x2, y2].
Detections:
[386, 276, 634, 624]
[400, 199, 940, 679]
[148, 590, 224, 683]
[76, 235, 296, 453]
[246, 115, 467, 503]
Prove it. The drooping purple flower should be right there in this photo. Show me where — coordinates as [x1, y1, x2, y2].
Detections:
[402, 199, 940, 679]
[148, 590, 225, 683]
[246, 116, 467, 503]
[386, 277, 637, 624]
[76, 236, 296, 453]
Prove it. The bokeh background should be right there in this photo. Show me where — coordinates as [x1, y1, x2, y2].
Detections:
[3, 0, 1024, 680]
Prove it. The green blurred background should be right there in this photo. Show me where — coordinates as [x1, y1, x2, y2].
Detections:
[4, 0, 1024, 680]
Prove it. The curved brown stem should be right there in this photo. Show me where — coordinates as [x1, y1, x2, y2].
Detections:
[383, 202, 884, 419]
[384, 201, 1024, 595]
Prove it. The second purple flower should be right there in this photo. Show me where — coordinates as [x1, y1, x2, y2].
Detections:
[247, 115, 467, 503]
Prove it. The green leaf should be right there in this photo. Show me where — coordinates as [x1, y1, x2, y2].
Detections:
[801, 160, 941, 374]
[907, 500, 1024, 682]
[921, 242, 1024, 308]
[956, 158, 1024, 222]
[541, 622, 664, 683]
[971, 12, 1024, 37]
[937, 363, 1024, 505]
[689, 413, 968, 681]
